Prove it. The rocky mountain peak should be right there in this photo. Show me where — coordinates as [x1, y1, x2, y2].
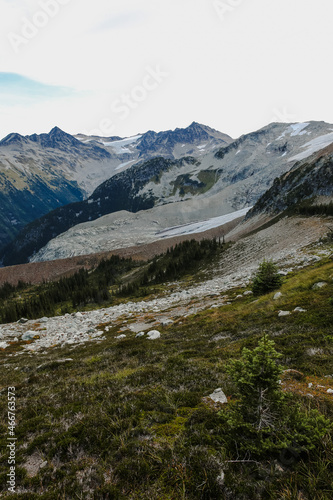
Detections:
[49, 126, 68, 137]
[28, 126, 82, 150]
[0, 132, 29, 146]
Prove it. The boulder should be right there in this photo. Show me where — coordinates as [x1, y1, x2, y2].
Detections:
[312, 282, 327, 290]
[22, 331, 36, 341]
[147, 330, 161, 340]
[274, 292, 283, 300]
[278, 310, 290, 317]
[294, 307, 307, 312]
[136, 332, 145, 338]
[115, 334, 126, 339]
[161, 319, 174, 326]
[208, 388, 228, 404]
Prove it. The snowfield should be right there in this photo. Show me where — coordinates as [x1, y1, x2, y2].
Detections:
[103, 135, 142, 152]
[289, 131, 333, 162]
[157, 207, 252, 238]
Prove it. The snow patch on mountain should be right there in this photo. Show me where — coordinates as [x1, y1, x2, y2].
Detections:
[157, 207, 251, 238]
[288, 132, 333, 162]
[104, 135, 142, 152]
[115, 160, 134, 171]
[276, 122, 310, 140]
[290, 122, 310, 136]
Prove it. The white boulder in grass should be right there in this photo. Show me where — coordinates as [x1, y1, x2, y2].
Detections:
[136, 332, 145, 338]
[209, 388, 228, 404]
[278, 310, 291, 317]
[312, 282, 327, 290]
[146, 330, 161, 340]
[115, 334, 126, 339]
[0, 342, 9, 349]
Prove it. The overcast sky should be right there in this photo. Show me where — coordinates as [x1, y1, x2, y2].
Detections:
[0, 0, 332, 140]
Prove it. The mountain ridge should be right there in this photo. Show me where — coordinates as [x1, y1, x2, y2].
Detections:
[0, 122, 231, 251]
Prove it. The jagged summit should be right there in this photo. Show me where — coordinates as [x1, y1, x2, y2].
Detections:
[0, 132, 29, 146]
[49, 125, 69, 137]
[136, 121, 232, 157]
[28, 126, 82, 149]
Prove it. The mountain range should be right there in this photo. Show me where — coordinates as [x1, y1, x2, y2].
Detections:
[0, 122, 230, 252]
[1, 120, 333, 266]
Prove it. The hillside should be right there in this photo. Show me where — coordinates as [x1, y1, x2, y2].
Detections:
[0, 212, 332, 499]
[248, 144, 333, 217]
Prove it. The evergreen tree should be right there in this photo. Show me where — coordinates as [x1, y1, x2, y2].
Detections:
[251, 260, 283, 296]
[219, 335, 332, 460]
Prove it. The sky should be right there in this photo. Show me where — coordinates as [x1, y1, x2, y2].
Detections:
[0, 0, 332, 140]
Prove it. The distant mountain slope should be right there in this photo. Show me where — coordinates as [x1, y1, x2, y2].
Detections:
[0, 127, 112, 248]
[1, 120, 333, 266]
[0, 157, 198, 265]
[0, 123, 231, 251]
[247, 144, 333, 217]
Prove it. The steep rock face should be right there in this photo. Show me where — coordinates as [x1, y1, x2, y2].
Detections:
[136, 122, 232, 157]
[28, 127, 111, 159]
[248, 145, 333, 216]
[0, 127, 115, 249]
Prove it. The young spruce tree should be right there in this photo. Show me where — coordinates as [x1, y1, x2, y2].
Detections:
[251, 260, 283, 296]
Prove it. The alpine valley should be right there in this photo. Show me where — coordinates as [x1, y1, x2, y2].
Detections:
[1, 120, 333, 266]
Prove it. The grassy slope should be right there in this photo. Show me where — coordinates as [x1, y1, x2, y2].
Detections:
[0, 246, 333, 498]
